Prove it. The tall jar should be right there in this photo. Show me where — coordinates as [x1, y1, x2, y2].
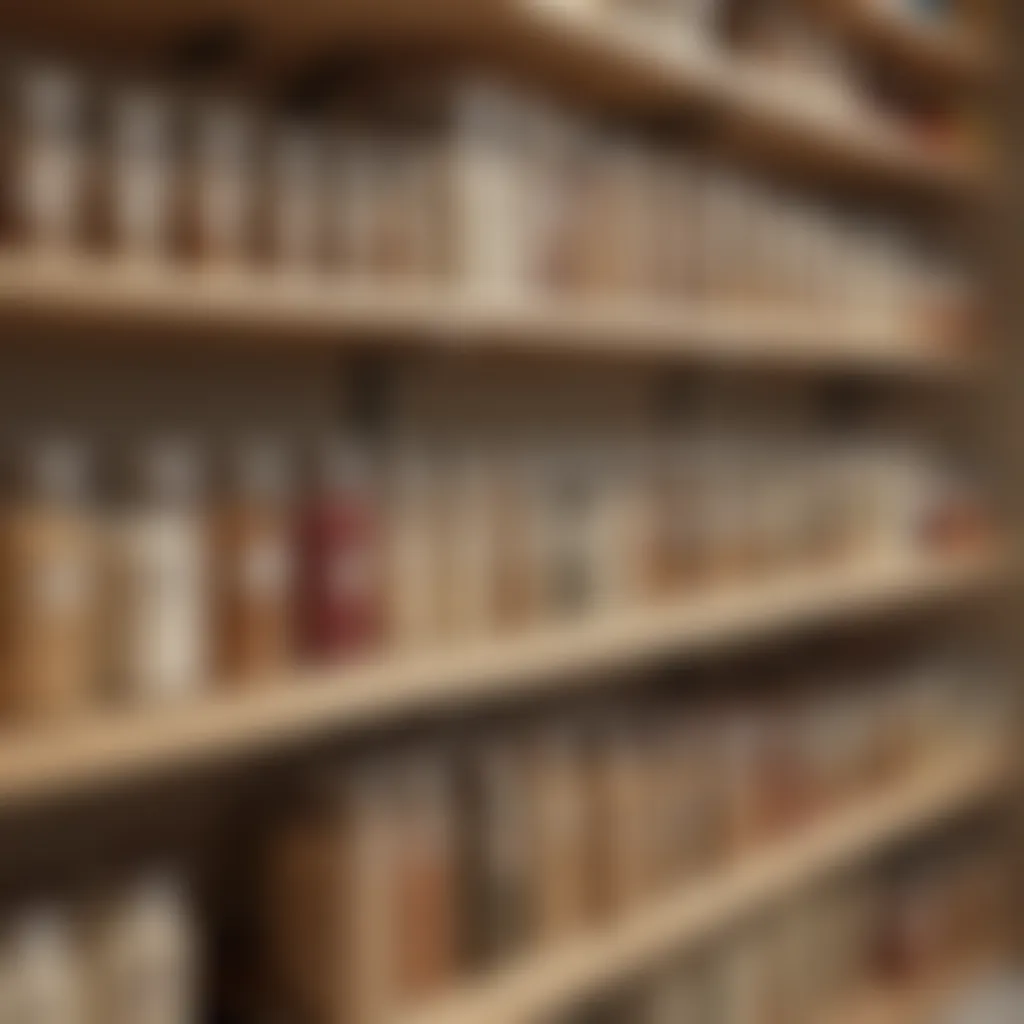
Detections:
[102, 87, 175, 260]
[260, 125, 324, 273]
[392, 755, 458, 1007]
[295, 442, 382, 663]
[212, 443, 293, 684]
[0, 62, 86, 253]
[0, 441, 96, 723]
[83, 872, 196, 1024]
[461, 739, 533, 968]
[106, 442, 208, 704]
[176, 99, 254, 266]
[2, 906, 84, 1024]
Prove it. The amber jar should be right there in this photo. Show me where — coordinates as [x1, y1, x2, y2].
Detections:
[296, 442, 383, 663]
[105, 442, 208, 704]
[392, 756, 458, 1006]
[212, 443, 293, 684]
[0, 62, 87, 252]
[0, 441, 96, 723]
[265, 766, 401, 1024]
[531, 727, 594, 943]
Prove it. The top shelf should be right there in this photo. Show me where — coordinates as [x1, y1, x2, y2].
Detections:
[1, 0, 988, 200]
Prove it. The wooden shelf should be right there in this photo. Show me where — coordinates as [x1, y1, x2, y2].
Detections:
[0, 256, 974, 378]
[0, 549, 1000, 811]
[0, 1, 984, 199]
[401, 749, 1007, 1024]
[835, 1, 992, 89]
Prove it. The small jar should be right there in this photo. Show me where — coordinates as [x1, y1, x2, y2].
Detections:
[2, 906, 84, 1024]
[461, 740, 533, 967]
[392, 756, 458, 1007]
[296, 442, 383, 662]
[261, 125, 324, 273]
[106, 442, 208, 703]
[1, 62, 87, 253]
[102, 87, 175, 260]
[0, 441, 96, 723]
[83, 872, 196, 1024]
[176, 99, 254, 266]
[531, 727, 594, 943]
[212, 443, 293, 684]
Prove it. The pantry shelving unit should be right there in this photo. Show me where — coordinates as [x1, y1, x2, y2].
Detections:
[400, 748, 1008, 1024]
[0, 256, 977, 377]
[0, 0, 1005, 1021]
[0, 547, 999, 811]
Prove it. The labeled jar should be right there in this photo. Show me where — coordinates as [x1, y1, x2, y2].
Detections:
[296, 442, 383, 662]
[261, 125, 324, 272]
[102, 87, 175, 259]
[392, 756, 458, 1006]
[177, 99, 253, 265]
[1, 62, 87, 252]
[83, 873, 196, 1024]
[531, 727, 594, 943]
[0, 441, 96, 723]
[106, 442, 208, 703]
[212, 443, 293, 683]
[2, 906, 84, 1024]
[265, 766, 401, 1024]
[461, 739, 533, 967]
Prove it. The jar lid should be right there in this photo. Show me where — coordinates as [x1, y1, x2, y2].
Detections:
[225, 440, 289, 500]
[9, 438, 90, 502]
[313, 439, 375, 494]
[126, 439, 201, 504]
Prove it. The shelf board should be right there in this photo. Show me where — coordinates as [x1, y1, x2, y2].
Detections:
[401, 749, 1008, 1024]
[0, 256, 973, 378]
[0, 0, 985, 198]
[835, 1, 993, 89]
[0, 549, 1000, 811]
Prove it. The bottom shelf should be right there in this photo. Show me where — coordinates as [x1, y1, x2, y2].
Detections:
[404, 748, 1007, 1024]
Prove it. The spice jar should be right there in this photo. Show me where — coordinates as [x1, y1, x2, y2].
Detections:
[296, 441, 383, 663]
[0, 441, 96, 723]
[212, 443, 293, 684]
[105, 442, 208, 703]
[1, 62, 87, 253]
[531, 727, 594, 943]
[2, 906, 84, 1024]
[392, 755, 458, 1006]
[460, 739, 533, 968]
[261, 124, 324, 272]
[83, 872, 196, 1024]
[103, 87, 175, 260]
[177, 99, 253, 266]
[265, 766, 401, 1024]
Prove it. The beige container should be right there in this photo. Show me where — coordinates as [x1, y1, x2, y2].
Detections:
[1, 906, 84, 1024]
[0, 441, 96, 723]
[104, 442, 208, 704]
[0, 61, 87, 252]
[83, 873, 196, 1024]
[265, 766, 401, 1024]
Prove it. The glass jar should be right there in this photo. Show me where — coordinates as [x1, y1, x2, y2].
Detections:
[106, 442, 208, 703]
[295, 442, 382, 663]
[104, 87, 175, 260]
[83, 872, 196, 1024]
[177, 99, 253, 266]
[262, 125, 324, 273]
[212, 443, 293, 683]
[0, 440, 96, 723]
[1, 62, 86, 253]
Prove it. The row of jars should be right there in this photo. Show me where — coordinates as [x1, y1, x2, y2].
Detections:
[260, 647, 996, 1023]
[0, 59, 970, 327]
[0, 419, 986, 724]
[0, 871, 195, 1024]
[552, 824, 1011, 1024]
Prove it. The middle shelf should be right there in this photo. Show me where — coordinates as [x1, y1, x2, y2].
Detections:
[0, 547, 999, 811]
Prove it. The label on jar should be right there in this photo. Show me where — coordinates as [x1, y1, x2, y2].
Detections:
[26, 560, 88, 616]
[237, 539, 290, 598]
